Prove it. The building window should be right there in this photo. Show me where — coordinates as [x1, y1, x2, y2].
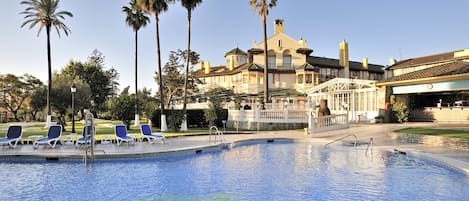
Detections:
[267, 50, 276, 68]
[282, 50, 292, 68]
[305, 74, 312, 84]
[350, 71, 360, 79]
[268, 56, 276, 68]
[278, 40, 282, 47]
[297, 74, 303, 84]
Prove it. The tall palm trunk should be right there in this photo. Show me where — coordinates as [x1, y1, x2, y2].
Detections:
[181, 9, 192, 131]
[262, 13, 269, 105]
[45, 24, 52, 127]
[134, 29, 139, 119]
[156, 15, 166, 130]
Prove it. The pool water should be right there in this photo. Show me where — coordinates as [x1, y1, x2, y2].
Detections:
[0, 141, 468, 201]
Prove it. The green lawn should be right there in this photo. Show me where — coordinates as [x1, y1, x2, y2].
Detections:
[2, 121, 213, 140]
[394, 127, 469, 139]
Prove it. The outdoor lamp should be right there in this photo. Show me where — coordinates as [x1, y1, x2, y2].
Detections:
[71, 84, 76, 134]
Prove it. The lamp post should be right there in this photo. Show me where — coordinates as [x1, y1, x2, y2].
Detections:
[71, 84, 76, 135]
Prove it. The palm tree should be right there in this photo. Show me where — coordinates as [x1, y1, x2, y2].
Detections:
[249, 0, 277, 106]
[20, 0, 73, 127]
[180, 0, 202, 131]
[123, 0, 150, 126]
[137, 0, 173, 131]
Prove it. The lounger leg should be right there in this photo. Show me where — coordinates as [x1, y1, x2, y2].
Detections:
[50, 140, 57, 148]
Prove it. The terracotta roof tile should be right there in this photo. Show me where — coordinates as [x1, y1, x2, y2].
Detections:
[389, 51, 456, 70]
[381, 61, 469, 82]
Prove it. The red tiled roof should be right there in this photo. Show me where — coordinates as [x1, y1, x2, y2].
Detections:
[381, 61, 469, 82]
[388, 51, 457, 70]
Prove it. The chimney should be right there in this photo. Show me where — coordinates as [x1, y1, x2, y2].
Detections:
[362, 57, 368, 69]
[298, 37, 307, 48]
[389, 58, 397, 65]
[274, 19, 284, 34]
[339, 40, 349, 78]
[198, 61, 204, 71]
[204, 61, 210, 74]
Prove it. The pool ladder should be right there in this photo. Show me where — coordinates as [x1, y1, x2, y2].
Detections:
[324, 134, 358, 149]
[365, 137, 373, 156]
[209, 126, 224, 144]
[83, 112, 95, 166]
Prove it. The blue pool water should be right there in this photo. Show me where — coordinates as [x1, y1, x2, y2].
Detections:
[0, 141, 468, 201]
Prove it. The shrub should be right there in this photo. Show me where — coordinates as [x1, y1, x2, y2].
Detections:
[151, 109, 227, 128]
[392, 102, 409, 123]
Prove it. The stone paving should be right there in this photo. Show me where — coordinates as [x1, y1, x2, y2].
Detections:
[1, 123, 468, 173]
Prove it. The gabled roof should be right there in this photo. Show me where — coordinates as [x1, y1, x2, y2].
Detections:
[193, 62, 298, 78]
[255, 32, 301, 49]
[380, 61, 469, 83]
[307, 56, 384, 73]
[295, 63, 319, 71]
[224, 47, 247, 57]
[388, 50, 459, 70]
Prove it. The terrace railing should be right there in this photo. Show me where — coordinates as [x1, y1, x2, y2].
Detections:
[308, 113, 349, 133]
[228, 109, 308, 124]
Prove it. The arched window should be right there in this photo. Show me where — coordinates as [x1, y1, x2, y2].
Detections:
[267, 50, 276, 68]
[283, 50, 292, 68]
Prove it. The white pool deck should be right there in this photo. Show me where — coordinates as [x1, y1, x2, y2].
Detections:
[1, 123, 469, 174]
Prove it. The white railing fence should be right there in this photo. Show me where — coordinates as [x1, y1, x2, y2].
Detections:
[308, 113, 349, 133]
[228, 109, 308, 124]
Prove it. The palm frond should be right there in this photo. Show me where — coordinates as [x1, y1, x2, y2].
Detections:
[20, 0, 73, 37]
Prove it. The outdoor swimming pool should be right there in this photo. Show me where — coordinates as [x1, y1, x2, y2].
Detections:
[0, 141, 468, 201]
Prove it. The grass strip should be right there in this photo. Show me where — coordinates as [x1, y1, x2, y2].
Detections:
[394, 127, 469, 139]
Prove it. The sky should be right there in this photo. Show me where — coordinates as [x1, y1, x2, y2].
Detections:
[1, 0, 468, 94]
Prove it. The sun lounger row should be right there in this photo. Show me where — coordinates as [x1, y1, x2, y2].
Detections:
[0, 124, 165, 149]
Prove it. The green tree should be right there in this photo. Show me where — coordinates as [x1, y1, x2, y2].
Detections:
[29, 85, 47, 120]
[180, 0, 202, 131]
[138, 87, 158, 120]
[109, 86, 135, 129]
[137, 0, 175, 130]
[61, 50, 120, 115]
[49, 74, 90, 130]
[155, 49, 200, 109]
[20, 0, 73, 122]
[0, 74, 43, 121]
[249, 0, 277, 105]
[392, 102, 409, 123]
[123, 0, 150, 121]
[203, 87, 233, 127]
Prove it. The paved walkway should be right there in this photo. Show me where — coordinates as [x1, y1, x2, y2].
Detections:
[1, 123, 468, 173]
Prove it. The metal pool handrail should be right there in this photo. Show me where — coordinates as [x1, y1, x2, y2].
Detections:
[324, 134, 357, 149]
[83, 111, 95, 166]
[209, 126, 224, 144]
[365, 137, 373, 156]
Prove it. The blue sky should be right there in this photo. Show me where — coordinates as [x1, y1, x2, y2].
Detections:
[1, 0, 468, 94]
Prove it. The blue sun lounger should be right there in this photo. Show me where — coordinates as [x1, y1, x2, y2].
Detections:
[140, 124, 165, 144]
[76, 125, 95, 147]
[115, 125, 134, 146]
[33, 125, 62, 148]
[0, 125, 23, 148]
